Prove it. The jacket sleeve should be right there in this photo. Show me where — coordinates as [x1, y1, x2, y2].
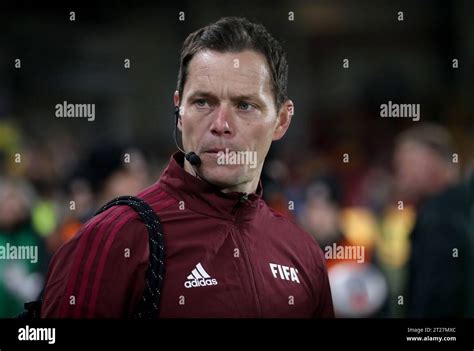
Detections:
[41, 210, 149, 318]
[312, 245, 335, 318]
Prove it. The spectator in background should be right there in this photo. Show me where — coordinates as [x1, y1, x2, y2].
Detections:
[301, 177, 388, 317]
[0, 178, 47, 317]
[393, 123, 468, 317]
[300, 177, 343, 250]
[407, 177, 470, 317]
[50, 143, 150, 251]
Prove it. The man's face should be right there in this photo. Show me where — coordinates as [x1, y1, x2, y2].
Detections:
[175, 49, 292, 192]
[393, 140, 441, 197]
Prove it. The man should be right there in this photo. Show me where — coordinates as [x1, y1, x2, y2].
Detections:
[406, 175, 471, 317]
[41, 17, 334, 318]
[393, 124, 469, 317]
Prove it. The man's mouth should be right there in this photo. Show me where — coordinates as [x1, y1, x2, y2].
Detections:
[204, 148, 227, 154]
[201, 148, 234, 160]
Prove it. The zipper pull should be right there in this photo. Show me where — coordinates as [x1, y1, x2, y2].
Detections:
[232, 193, 249, 215]
[240, 193, 249, 202]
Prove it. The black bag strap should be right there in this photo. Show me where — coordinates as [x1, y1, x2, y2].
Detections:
[95, 195, 165, 319]
[18, 195, 165, 320]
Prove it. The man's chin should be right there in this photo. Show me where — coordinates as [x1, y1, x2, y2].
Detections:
[198, 165, 247, 190]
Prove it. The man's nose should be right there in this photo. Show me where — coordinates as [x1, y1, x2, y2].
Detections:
[210, 104, 233, 136]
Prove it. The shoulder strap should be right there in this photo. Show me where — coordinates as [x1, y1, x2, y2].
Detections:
[18, 195, 165, 320]
[95, 195, 165, 319]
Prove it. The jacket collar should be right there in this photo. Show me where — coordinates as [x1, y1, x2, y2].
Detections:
[158, 152, 262, 221]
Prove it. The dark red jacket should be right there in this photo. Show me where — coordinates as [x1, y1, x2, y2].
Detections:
[42, 152, 334, 318]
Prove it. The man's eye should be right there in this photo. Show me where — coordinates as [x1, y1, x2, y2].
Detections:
[237, 101, 255, 111]
[194, 99, 209, 108]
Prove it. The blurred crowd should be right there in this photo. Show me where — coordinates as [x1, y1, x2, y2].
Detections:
[0, 117, 472, 318]
[263, 122, 473, 318]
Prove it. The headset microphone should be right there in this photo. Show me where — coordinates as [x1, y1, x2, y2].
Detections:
[174, 106, 202, 166]
[185, 152, 201, 166]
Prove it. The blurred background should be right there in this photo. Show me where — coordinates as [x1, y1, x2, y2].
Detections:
[0, 0, 473, 318]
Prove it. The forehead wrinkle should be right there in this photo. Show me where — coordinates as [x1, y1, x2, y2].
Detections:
[190, 71, 270, 97]
[191, 66, 263, 82]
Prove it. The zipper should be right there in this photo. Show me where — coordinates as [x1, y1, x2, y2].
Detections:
[231, 195, 263, 317]
[231, 193, 249, 215]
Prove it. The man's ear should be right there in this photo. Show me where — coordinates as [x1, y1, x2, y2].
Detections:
[273, 99, 294, 141]
[173, 90, 183, 131]
[173, 90, 180, 107]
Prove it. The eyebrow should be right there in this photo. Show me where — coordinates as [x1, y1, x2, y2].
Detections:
[186, 91, 215, 101]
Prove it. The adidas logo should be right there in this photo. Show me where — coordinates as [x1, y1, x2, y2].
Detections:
[184, 263, 218, 289]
